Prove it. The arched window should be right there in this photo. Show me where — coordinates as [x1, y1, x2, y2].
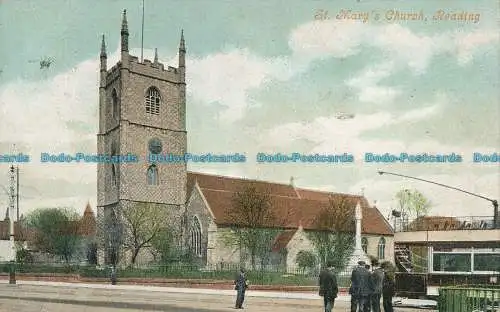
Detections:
[111, 143, 118, 186]
[146, 165, 158, 185]
[190, 216, 202, 257]
[145, 87, 161, 115]
[361, 237, 368, 254]
[111, 89, 119, 120]
[377, 237, 386, 260]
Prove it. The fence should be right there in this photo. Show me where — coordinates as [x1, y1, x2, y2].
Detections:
[438, 285, 500, 312]
[0, 262, 353, 287]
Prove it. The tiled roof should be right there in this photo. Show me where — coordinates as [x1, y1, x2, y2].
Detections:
[187, 172, 393, 236]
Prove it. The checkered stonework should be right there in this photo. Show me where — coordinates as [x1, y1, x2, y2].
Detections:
[96, 30, 187, 266]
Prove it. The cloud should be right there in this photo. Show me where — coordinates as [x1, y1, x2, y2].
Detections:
[288, 20, 366, 60]
[289, 20, 499, 73]
[453, 30, 500, 65]
[263, 94, 449, 155]
[346, 62, 400, 104]
[186, 49, 298, 122]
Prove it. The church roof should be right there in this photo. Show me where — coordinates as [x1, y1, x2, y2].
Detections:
[187, 172, 393, 236]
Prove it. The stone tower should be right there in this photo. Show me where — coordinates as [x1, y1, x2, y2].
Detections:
[96, 10, 187, 265]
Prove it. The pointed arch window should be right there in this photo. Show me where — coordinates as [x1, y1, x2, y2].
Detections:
[145, 87, 161, 115]
[111, 142, 118, 186]
[190, 216, 202, 257]
[377, 237, 386, 260]
[112, 89, 119, 120]
[146, 165, 158, 185]
[361, 237, 368, 254]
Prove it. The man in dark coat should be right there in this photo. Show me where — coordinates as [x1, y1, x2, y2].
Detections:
[234, 267, 248, 309]
[350, 261, 371, 312]
[319, 261, 339, 312]
[370, 260, 384, 312]
[381, 262, 395, 312]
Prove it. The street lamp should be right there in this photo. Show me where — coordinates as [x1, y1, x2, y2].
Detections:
[378, 171, 499, 229]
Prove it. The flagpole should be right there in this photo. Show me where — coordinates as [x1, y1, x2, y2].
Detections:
[141, 0, 144, 62]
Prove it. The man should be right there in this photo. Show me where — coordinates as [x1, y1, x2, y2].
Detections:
[350, 261, 371, 312]
[365, 264, 372, 310]
[381, 262, 395, 312]
[370, 260, 384, 312]
[319, 261, 339, 312]
[234, 267, 248, 309]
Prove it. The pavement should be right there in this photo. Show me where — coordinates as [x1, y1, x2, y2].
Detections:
[0, 280, 437, 311]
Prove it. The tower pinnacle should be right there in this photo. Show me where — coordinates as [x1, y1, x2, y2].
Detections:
[154, 48, 158, 63]
[179, 29, 185, 52]
[121, 10, 129, 52]
[100, 35, 107, 58]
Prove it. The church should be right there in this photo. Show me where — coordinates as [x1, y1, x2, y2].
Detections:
[96, 11, 394, 270]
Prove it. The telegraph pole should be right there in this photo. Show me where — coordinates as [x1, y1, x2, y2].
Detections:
[378, 171, 499, 229]
[16, 166, 19, 221]
[8, 165, 16, 284]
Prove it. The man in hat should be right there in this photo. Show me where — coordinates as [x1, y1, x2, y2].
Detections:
[319, 260, 339, 312]
[234, 267, 248, 309]
[350, 260, 371, 312]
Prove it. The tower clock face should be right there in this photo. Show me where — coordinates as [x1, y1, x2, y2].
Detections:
[148, 138, 163, 154]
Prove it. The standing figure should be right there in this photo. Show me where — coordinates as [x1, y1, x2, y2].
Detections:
[381, 262, 395, 312]
[319, 261, 339, 312]
[365, 264, 372, 310]
[350, 261, 371, 312]
[370, 260, 384, 312]
[234, 267, 248, 309]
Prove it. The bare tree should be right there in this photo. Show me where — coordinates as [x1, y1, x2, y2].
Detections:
[121, 202, 170, 265]
[307, 197, 355, 271]
[103, 208, 123, 267]
[222, 184, 284, 270]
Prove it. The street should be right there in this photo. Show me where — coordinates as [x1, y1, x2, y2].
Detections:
[0, 283, 434, 311]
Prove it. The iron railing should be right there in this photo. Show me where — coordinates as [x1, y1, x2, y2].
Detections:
[438, 285, 500, 312]
[396, 216, 495, 232]
[0, 262, 355, 287]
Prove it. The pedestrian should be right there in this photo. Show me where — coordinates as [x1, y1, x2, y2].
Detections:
[350, 261, 371, 312]
[365, 264, 372, 311]
[370, 260, 384, 312]
[110, 265, 117, 285]
[234, 267, 248, 309]
[319, 261, 339, 312]
[381, 262, 395, 312]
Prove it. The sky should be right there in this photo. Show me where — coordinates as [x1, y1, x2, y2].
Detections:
[0, 0, 498, 221]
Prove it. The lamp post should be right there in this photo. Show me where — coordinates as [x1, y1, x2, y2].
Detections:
[377, 171, 499, 229]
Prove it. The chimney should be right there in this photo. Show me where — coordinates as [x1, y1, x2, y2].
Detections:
[290, 176, 295, 187]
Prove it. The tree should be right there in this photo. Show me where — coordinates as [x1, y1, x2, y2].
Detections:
[223, 184, 284, 270]
[103, 208, 123, 266]
[121, 202, 170, 265]
[307, 197, 355, 271]
[296, 250, 316, 273]
[26, 207, 81, 265]
[86, 240, 98, 265]
[150, 227, 176, 263]
[395, 189, 432, 222]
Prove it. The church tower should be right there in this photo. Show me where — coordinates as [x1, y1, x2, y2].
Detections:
[96, 10, 187, 265]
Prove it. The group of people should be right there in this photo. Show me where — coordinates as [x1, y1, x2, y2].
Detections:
[318, 260, 395, 312]
[349, 260, 395, 312]
[233, 259, 395, 311]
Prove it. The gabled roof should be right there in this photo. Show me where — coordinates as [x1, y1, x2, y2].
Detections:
[272, 230, 297, 252]
[187, 171, 393, 236]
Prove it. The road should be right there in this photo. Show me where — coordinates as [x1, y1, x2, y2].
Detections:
[0, 284, 434, 311]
